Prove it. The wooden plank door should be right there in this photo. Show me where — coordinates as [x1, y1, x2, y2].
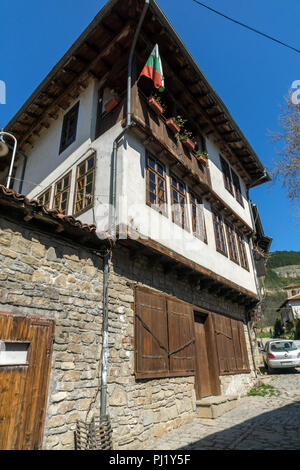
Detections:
[0, 313, 54, 450]
[194, 315, 211, 399]
[194, 313, 221, 400]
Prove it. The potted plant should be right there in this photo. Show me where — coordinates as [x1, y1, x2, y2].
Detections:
[104, 89, 120, 113]
[179, 130, 196, 152]
[194, 150, 208, 164]
[148, 93, 165, 116]
[166, 115, 186, 135]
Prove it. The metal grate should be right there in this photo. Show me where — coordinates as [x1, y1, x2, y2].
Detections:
[75, 416, 113, 450]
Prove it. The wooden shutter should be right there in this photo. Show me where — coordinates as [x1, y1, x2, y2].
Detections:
[213, 314, 236, 374]
[231, 319, 243, 370]
[238, 321, 250, 371]
[135, 287, 169, 378]
[214, 314, 250, 374]
[167, 299, 195, 373]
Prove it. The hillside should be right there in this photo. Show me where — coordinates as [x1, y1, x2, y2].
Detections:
[261, 251, 300, 327]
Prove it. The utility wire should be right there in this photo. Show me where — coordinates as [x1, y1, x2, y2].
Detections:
[191, 0, 300, 54]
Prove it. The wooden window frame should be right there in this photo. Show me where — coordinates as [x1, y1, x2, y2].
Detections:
[236, 230, 249, 271]
[37, 187, 52, 209]
[170, 174, 189, 230]
[189, 191, 207, 243]
[224, 219, 240, 265]
[231, 169, 244, 207]
[213, 212, 228, 256]
[53, 171, 71, 215]
[73, 153, 96, 216]
[220, 155, 233, 195]
[134, 286, 196, 380]
[59, 102, 79, 154]
[145, 153, 168, 217]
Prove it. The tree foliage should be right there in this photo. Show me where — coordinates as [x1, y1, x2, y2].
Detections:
[271, 96, 300, 204]
[266, 250, 300, 269]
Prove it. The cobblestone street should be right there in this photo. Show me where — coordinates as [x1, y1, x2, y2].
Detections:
[148, 370, 300, 450]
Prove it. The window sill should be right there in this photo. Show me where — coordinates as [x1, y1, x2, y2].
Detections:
[73, 203, 94, 218]
[216, 247, 228, 258]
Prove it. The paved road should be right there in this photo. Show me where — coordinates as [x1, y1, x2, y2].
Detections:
[148, 370, 300, 450]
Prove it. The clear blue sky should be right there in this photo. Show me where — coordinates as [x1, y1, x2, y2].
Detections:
[1, 0, 299, 251]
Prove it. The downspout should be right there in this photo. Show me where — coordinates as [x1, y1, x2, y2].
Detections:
[18, 154, 28, 194]
[246, 183, 266, 378]
[100, 250, 110, 422]
[101, 0, 150, 420]
[109, 0, 150, 238]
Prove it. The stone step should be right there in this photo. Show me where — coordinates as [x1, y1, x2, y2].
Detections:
[196, 395, 239, 419]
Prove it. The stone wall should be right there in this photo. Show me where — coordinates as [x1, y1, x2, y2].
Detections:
[0, 216, 258, 450]
[0, 216, 105, 450]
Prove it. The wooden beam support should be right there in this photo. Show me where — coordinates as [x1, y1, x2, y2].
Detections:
[18, 23, 132, 149]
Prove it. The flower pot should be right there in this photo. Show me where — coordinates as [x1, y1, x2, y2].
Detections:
[195, 154, 207, 165]
[166, 118, 180, 134]
[148, 97, 163, 115]
[181, 138, 195, 152]
[104, 96, 120, 113]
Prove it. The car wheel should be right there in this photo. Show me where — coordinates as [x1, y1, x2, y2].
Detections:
[266, 363, 273, 374]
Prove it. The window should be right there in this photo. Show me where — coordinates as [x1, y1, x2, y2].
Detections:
[213, 212, 227, 255]
[59, 102, 79, 154]
[0, 341, 30, 366]
[135, 287, 195, 379]
[146, 154, 168, 216]
[220, 155, 233, 194]
[190, 192, 206, 242]
[224, 220, 240, 264]
[53, 172, 71, 215]
[37, 187, 52, 209]
[73, 154, 96, 215]
[236, 231, 249, 270]
[231, 170, 244, 207]
[170, 174, 188, 229]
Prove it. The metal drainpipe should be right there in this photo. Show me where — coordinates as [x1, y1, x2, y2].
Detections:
[109, 0, 150, 239]
[18, 154, 28, 194]
[101, 0, 150, 420]
[100, 250, 110, 421]
[246, 189, 263, 378]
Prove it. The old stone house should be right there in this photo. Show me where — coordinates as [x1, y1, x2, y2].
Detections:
[1, 0, 271, 450]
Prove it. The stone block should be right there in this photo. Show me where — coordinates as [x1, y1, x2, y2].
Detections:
[196, 395, 238, 419]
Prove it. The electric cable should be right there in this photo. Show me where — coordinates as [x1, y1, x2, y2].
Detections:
[191, 0, 300, 54]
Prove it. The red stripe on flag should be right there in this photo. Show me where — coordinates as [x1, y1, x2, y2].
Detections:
[140, 65, 162, 89]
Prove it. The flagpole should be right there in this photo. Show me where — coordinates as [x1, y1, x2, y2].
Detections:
[127, 0, 150, 127]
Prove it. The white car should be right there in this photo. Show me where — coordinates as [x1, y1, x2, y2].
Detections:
[262, 340, 300, 372]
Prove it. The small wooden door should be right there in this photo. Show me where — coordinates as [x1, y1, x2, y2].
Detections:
[194, 313, 221, 400]
[0, 313, 54, 450]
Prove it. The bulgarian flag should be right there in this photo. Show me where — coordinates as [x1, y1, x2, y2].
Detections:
[139, 44, 165, 92]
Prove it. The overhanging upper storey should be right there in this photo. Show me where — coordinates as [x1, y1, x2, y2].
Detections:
[4, 0, 270, 190]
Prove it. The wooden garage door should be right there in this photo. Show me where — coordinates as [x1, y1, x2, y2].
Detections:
[0, 313, 54, 450]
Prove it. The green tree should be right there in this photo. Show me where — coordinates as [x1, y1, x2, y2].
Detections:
[271, 96, 300, 207]
[274, 317, 284, 337]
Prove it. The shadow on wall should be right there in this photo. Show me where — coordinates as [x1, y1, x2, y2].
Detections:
[178, 398, 300, 450]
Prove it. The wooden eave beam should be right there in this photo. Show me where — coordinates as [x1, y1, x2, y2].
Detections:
[17, 23, 132, 149]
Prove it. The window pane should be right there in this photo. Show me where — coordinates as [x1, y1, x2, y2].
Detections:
[87, 157, 95, 170]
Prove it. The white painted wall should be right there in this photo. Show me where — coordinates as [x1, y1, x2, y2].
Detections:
[11, 80, 258, 295]
[206, 138, 253, 228]
[291, 301, 300, 320]
[119, 133, 258, 295]
[13, 79, 97, 196]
